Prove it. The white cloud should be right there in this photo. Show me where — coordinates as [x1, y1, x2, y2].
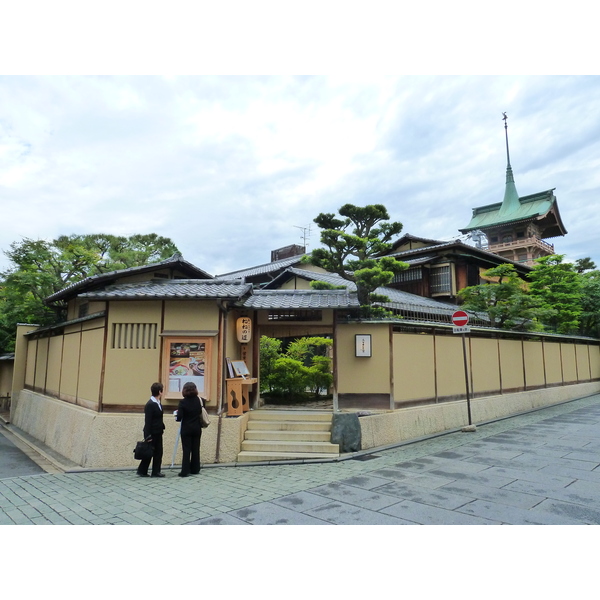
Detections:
[0, 75, 599, 277]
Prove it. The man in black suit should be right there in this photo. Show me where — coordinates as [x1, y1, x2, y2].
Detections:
[137, 382, 166, 478]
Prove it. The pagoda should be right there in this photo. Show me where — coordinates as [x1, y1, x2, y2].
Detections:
[460, 114, 567, 265]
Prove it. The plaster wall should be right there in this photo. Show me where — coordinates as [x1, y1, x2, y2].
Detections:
[470, 337, 501, 395]
[393, 333, 435, 402]
[561, 343, 577, 383]
[591, 345, 600, 379]
[544, 343, 563, 385]
[434, 335, 467, 398]
[103, 301, 162, 406]
[11, 389, 247, 468]
[34, 337, 49, 391]
[576, 344, 591, 380]
[523, 340, 545, 388]
[337, 323, 390, 394]
[46, 336, 63, 395]
[499, 339, 525, 390]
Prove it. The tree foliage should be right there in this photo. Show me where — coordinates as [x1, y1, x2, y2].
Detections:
[308, 203, 408, 311]
[528, 255, 582, 334]
[579, 270, 600, 338]
[458, 264, 548, 330]
[0, 233, 179, 352]
[259, 335, 333, 399]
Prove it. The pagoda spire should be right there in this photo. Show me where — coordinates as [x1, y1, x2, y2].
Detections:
[498, 112, 520, 217]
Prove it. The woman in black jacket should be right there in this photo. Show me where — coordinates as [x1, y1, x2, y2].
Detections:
[176, 382, 204, 477]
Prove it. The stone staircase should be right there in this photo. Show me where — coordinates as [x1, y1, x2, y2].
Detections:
[237, 410, 340, 463]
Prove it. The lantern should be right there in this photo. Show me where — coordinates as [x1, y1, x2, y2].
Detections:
[236, 317, 252, 344]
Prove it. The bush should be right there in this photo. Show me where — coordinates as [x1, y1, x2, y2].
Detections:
[259, 335, 333, 401]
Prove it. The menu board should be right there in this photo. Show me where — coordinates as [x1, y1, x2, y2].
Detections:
[168, 341, 205, 393]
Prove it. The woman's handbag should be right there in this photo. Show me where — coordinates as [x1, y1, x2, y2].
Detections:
[200, 399, 210, 428]
[134, 440, 154, 460]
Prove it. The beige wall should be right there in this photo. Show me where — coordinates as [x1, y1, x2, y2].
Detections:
[544, 342, 563, 385]
[434, 335, 468, 398]
[561, 343, 577, 384]
[470, 337, 501, 396]
[391, 330, 600, 407]
[499, 339, 525, 391]
[336, 323, 390, 395]
[523, 340, 545, 388]
[393, 333, 435, 402]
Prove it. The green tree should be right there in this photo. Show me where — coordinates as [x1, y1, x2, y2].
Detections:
[308, 204, 408, 314]
[258, 336, 283, 394]
[457, 264, 548, 330]
[575, 257, 597, 273]
[0, 233, 180, 352]
[259, 335, 333, 400]
[579, 270, 600, 338]
[528, 254, 582, 334]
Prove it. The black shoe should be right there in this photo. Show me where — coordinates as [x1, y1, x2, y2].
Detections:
[178, 473, 189, 477]
[151, 473, 165, 478]
[137, 472, 149, 477]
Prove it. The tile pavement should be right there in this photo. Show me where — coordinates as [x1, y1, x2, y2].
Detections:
[2, 393, 600, 525]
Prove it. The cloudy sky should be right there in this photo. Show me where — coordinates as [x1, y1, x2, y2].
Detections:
[2, 9, 599, 277]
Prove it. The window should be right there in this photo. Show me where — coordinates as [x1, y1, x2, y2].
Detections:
[267, 310, 322, 321]
[430, 266, 452, 294]
[392, 267, 423, 283]
[111, 323, 158, 349]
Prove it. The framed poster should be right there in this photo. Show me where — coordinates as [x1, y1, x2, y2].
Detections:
[231, 360, 250, 378]
[355, 334, 372, 357]
[164, 338, 211, 399]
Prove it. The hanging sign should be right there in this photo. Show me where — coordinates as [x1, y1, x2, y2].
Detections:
[236, 317, 252, 343]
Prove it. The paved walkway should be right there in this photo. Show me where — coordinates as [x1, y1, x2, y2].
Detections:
[2, 394, 600, 525]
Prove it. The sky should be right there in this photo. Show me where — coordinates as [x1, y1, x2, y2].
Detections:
[1, 6, 599, 280]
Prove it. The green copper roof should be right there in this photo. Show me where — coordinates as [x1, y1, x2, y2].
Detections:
[498, 164, 520, 217]
[460, 187, 567, 237]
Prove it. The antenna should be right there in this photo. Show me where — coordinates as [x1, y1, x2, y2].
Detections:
[294, 224, 311, 251]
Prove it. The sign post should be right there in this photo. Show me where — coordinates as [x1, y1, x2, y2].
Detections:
[452, 311, 475, 430]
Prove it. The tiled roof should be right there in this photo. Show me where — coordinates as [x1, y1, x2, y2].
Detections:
[260, 267, 462, 314]
[217, 254, 307, 279]
[79, 279, 252, 300]
[45, 254, 214, 304]
[240, 289, 360, 309]
[385, 240, 532, 271]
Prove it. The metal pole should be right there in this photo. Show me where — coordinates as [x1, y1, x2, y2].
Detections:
[462, 333, 472, 426]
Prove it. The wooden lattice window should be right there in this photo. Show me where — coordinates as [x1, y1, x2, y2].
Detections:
[111, 323, 158, 349]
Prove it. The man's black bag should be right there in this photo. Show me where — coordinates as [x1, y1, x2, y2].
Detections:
[134, 440, 154, 460]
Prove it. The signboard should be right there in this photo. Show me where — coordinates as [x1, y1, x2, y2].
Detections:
[452, 310, 470, 334]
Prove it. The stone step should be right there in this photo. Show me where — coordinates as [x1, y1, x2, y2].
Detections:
[247, 420, 332, 432]
[241, 439, 339, 454]
[249, 410, 332, 422]
[244, 430, 332, 442]
[238, 410, 338, 463]
[237, 450, 339, 463]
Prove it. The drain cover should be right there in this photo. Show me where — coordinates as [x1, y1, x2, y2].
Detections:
[351, 454, 381, 461]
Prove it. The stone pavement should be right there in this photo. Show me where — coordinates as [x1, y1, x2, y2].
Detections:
[2, 393, 600, 525]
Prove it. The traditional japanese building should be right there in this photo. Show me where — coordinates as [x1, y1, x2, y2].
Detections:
[460, 114, 567, 265]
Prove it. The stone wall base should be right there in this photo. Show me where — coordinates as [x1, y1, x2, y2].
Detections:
[11, 390, 248, 469]
[359, 382, 600, 451]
